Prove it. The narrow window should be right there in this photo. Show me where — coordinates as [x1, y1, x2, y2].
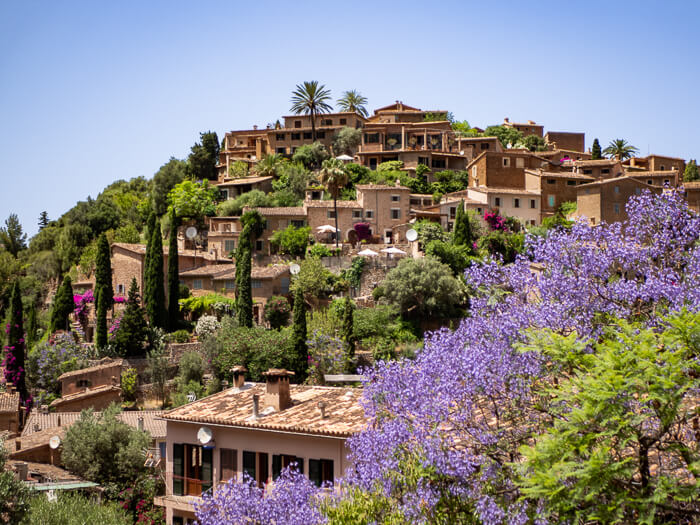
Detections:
[220, 449, 237, 481]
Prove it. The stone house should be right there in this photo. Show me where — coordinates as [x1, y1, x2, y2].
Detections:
[575, 177, 659, 225]
[269, 112, 367, 156]
[502, 118, 543, 137]
[217, 126, 271, 178]
[625, 169, 681, 188]
[154, 368, 364, 524]
[50, 360, 124, 412]
[543, 131, 585, 152]
[0, 389, 21, 435]
[467, 187, 541, 226]
[466, 150, 558, 189]
[624, 154, 685, 174]
[568, 159, 624, 180]
[214, 175, 273, 200]
[525, 169, 595, 219]
[683, 182, 700, 213]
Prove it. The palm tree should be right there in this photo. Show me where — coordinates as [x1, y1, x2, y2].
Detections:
[290, 81, 333, 142]
[319, 158, 348, 248]
[603, 139, 639, 160]
[337, 90, 369, 118]
[254, 153, 284, 178]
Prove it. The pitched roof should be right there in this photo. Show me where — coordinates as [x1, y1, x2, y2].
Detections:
[0, 391, 19, 413]
[180, 264, 289, 280]
[469, 187, 541, 195]
[179, 264, 234, 278]
[57, 359, 123, 381]
[570, 159, 621, 167]
[577, 176, 653, 187]
[525, 169, 595, 180]
[112, 243, 228, 263]
[215, 176, 273, 187]
[355, 184, 410, 192]
[48, 384, 121, 408]
[6, 460, 84, 482]
[22, 410, 166, 439]
[682, 182, 700, 189]
[162, 383, 365, 438]
[245, 207, 307, 217]
[304, 200, 362, 208]
[373, 102, 422, 113]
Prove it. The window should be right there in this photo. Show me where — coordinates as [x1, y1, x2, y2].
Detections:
[472, 166, 478, 179]
[327, 210, 336, 219]
[158, 442, 166, 461]
[173, 444, 212, 497]
[117, 284, 124, 294]
[447, 221, 454, 232]
[503, 157, 510, 167]
[272, 454, 303, 479]
[601, 168, 610, 174]
[294, 121, 301, 128]
[255, 240, 263, 252]
[365, 210, 374, 219]
[431, 158, 446, 169]
[77, 379, 90, 388]
[224, 240, 235, 253]
[647, 180, 653, 185]
[276, 147, 286, 154]
[664, 179, 670, 185]
[291, 219, 305, 228]
[614, 203, 620, 214]
[530, 199, 537, 209]
[280, 277, 290, 294]
[391, 209, 400, 219]
[515, 157, 525, 169]
[303, 132, 312, 140]
[291, 133, 301, 140]
[494, 197, 501, 207]
[583, 169, 593, 175]
[365, 133, 379, 144]
[276, 133, 285, 141]
[339, 118, 346, 125]
[220, 449, 237, 481]
[391, 195, 400, 202]
[251, 280, 262, 289]
[369, 158, 378, 170]
[317, 131, 326, 139]
[614, 185, 620, 194]
[548, 195, 555, 207]
[308, 459, 334, 487]
[219, 189, 229, 200]
[660, 165, 666, 171]
[311, 191, 321, 200]
[322, 119, 332, 126]
[450, 207, 457, 219]
[547, 179, 556, 184]
[514, 198, 520, 208]
[243, 451, 256, 483]
[481, 143, 490, 150]
[193, 279, 203, 290]
[352, 210, 362, 219]
[477, 207, 482, 214]
[291, 147, 297, 154]
[635, 188, 641, 195]
[224, 280, 235, 290]
[566, 180, 576, 186]
[418, 156, 429, 166]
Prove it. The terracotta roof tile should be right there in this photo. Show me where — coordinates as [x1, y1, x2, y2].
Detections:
[0, 391, 19, 412]
[6, 460, 84, 482]
[22, 410, 167, 439]
[216, 176, 273, 187]
[569, 159, 621, 167]
[469, 187, 541, 195]
[180, 264, 289, 280]
[162, 384, 365, 438]
[304, 200, 362, 208]
[49, 385, 121, 408]
[244, 207, 307, 216]
[355, 184, 410, 191]
[179, 264, 234, 278]
[57, 359, 123, 381]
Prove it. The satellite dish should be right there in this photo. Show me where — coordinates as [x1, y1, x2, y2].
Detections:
[185, 226, 198, 240]
[49, 435, 61, 449]
[197, 426, 213, 445]
[289, 263, 301, 275]
[406, 229, 418, 242]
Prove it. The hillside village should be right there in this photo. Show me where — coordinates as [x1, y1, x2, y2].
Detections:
[2, 86, 700, 524]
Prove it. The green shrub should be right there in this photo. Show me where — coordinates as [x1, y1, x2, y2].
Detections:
[177, 351, 205, 385]
[264, 296, 291, 329]
[307, 243, 332, 258]
[167, 329, 190, 343]
[25, 494, 130, 525]
[120, 368, 138, 403]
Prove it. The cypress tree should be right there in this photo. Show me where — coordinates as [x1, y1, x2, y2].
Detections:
[452, 200, 467, 246]
[684, 159, 699, 182]
[26, 301, 37, 347]
[341, 296, 356, 373]
[235, 211, 264, 328]
[143, 212, 156, 304]
[50, 275, 73, 333]
[591, 138, 602, 160]
[167, 207, 180, 332]
[94, 233, 113, 348]
[291, 286, 308, 381]
[113, 278, 149, 357]
[4, 281, 27, 402]
[146, 220, 166, 329]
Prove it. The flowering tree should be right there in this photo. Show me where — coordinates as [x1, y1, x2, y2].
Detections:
[73, 289, 94, 337]
[27, 333, 89, 395]
[306, 330, 346, 385]
[195, 190, 700, 524]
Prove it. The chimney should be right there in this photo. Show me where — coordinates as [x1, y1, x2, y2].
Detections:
[33, 423, 40, 432]
[57, 415, 61, 427]
[527, 120, 536, 125]
[15, 462, 28, 482]
[15, 438, 21, 451]
[231, 366, 247, 389]
[252, 394, 259, 419]
[503, 117, 510, 124]
[40, 405, 48, 415]
[630, 158, 636, 167]
[318, 401, 327, 419]
[263, 369, 294, 412]
[253, 125, 258, 130]
[138, 416, 144, 432]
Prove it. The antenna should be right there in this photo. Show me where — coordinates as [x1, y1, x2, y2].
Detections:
[49, 436, 61, 449]
[289, 263, 301, 276]
[406, 229, 418, 242]
[197, 426, 214, 445]
[185, 226, 198, 240]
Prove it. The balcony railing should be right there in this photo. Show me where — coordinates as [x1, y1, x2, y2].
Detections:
[172, 475, 212, 497]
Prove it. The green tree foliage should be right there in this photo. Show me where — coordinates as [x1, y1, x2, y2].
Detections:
[26, 300, 38, 346]
[38, 211, 49, 230]
[341, 297, 356, 372]
[228, 160, 249, 179]
[517, 312, 700, 524]
[50, 274, 73, 333]
[425, 240, 472, 276]
[61, 404, 150, 486]
[292, 142, 330, 170]
[167, 180, 218, 222]
[332, 127, 362, 155]
[451, 119, 480, 137]
[264, 296, 291, 329]
[451, 201, 470, 248]
[146, 340, 169, 408]
[167, 207, 180, 332]
[291, 286, 308, 381]
[216, 189, 273, 217]
[319, 158, 349, 247]
[603, 138, 639, 160]
[120, 367, 138, 403]
[150, 157, 188, 215]
[112, 279, 148, 357]
[373, 257, 467, 319]
[145, 220, 166, 329]
[520, 134, 547, 152]
[270, 225, 310, 257]
[235, 211, 264, 328]
[591, 138, 602, 160]
[0, 213, 27, 258]
[291, 257, 342, 300]
[6, 281, 27, 401]
[483, 125, 523, 148]
[423, 112, 448, 122]
[177, 350, 205, 385]
[253, 154, 285, 178]
[684, 159, 699, 182]
[143, 211, 155, 287]
[94, 233, 113, 349]
[290, 80, 333, 141]
[188, 131, 220, 181]
[414, 220, 448, 247]
[271, 162, 315, 200]
[477, 231, 524, 263]
[0, 436, 31, 525]
[24, 493, 131, 525]
[336, 89, 369, 117]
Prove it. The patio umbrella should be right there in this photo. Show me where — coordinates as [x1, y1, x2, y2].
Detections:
[316, 225, 340, 233]
[380, 246, 407, 255]
[358, 248, 379, 257]
[335, 154, 354, 161]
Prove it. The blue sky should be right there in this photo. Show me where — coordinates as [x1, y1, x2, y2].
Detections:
[2, 0, 699, 237]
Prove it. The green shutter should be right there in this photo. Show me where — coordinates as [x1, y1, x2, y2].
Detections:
[272, 455, 281, 480]
[243, 451, 256, 482]
[173, 444, 184, 496]
[202, 448, 213, 492]
[309, 459, 321, 487]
